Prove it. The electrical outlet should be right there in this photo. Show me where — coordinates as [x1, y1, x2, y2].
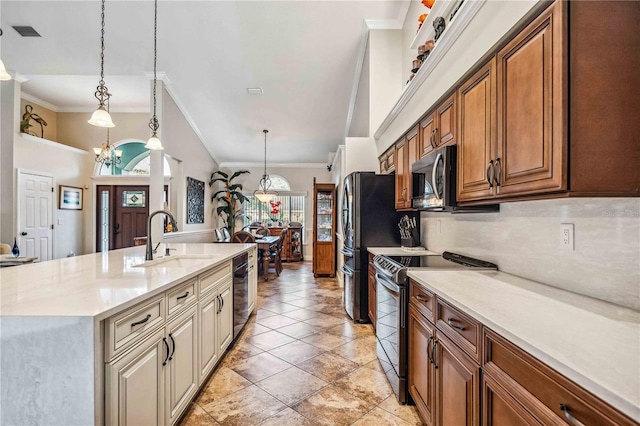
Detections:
[560, 223, 574, 250]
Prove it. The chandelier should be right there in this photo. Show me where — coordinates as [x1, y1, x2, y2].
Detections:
[94, 122, 122, 167]
[0, 28, 11, 81]
[88, 0, 115, 128]
[254, 129, 278, 203]
[145, 0, 163, 150]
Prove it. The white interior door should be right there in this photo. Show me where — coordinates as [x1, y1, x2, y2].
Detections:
[18, 171, 54, 261]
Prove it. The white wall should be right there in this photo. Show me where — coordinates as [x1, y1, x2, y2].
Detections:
[369, 29, 403, 137]
[348, 43, 370, 138]
[344, 137, 378, 175]
[219, 165, 331, 259]
[420, 198, 640, 311]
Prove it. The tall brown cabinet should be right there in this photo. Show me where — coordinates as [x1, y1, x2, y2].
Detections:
[312, 179, 336, 277]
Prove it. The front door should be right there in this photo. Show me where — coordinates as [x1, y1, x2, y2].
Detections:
[114, 186, 149, 250]
[17, 171, 54, 261]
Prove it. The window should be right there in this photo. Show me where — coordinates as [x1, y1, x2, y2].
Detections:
[97, 141, 171, 176]
[243, 195, 305, 227]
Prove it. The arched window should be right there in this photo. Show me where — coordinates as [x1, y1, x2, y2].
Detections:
[96, 141, 171, 176]
[267, 174, 291, 191]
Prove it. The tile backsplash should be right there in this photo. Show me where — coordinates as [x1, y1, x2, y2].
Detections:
[420, 198, 640, 310]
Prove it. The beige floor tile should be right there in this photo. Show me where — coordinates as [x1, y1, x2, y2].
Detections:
[291, 385, 373, 426]
[262, 303, 300, 314]
[268, 340, 325, 365]
[351, 407, 414, 426]
[303, 313, 349, 328]
[256, 314, 300, 329]
[377, 395, 423, 426]
[362, 358, 386, 374]
[181, 404, 219, 425]
[282, 308, 321, 321]
[201, 385, 286, 426]
[254, 309, 278, 321]
[285, 298, 322, 308]
[296, 352, 360, 382]
[231, 352, 292, 382]
[333, 366, 393, 404]
[256, 366, 328, 405]
[242, 322, 272, 336]
[276, 321, 319, 339]
[325, 322, 375, 340]
[221, 342, 264, 368]
[258, 407, 317, 426]
[330, 335, 378, 365]
[196, 366, 252, 406]
[300, 332, 354, 351]
[245, 330, 297, 351]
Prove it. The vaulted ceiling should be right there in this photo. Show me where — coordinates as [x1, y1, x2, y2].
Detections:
[1, 1, 408, 164]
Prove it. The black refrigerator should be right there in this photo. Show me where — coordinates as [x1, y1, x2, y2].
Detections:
[341, 172, 418, 322]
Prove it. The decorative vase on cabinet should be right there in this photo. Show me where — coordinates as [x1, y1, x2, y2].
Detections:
[312, 178, 336, 277]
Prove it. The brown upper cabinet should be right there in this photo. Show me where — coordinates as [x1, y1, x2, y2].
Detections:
[420, 93, 457, 158]
[457, 0, 639, 204]
[379, 145, 395, 174]
[395, 126, 420, 210]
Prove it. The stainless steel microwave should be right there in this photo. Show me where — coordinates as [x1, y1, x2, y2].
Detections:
[411, 145, 498, 213]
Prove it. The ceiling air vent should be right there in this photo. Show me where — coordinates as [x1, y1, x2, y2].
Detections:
[246, 88, 263, 95]
[13, 26, 41, 37]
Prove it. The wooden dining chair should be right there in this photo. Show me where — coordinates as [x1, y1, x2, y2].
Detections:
[268, 229, 286, 277]
[231, 231, 255, 243]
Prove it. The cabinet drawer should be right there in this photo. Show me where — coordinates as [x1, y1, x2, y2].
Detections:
[167, 278, 197, 318]
[436, 297, 481, 362]
[409, 280, 434, 323]
[483, 328, 636, 426]
[248, 248, 256, 262]
[199, 261, 231, 296]
[105, 294, 166, 361]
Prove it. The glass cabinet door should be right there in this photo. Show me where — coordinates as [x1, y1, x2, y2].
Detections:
[316, 191, 333, 242]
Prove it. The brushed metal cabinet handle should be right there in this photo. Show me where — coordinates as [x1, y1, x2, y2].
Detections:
[494, 157, 501, 187]
[487, 161, 494, 188]
[447, 317, 466, 331]
[560, 404, 587, 426]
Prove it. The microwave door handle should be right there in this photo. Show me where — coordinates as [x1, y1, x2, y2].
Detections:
[432, 152, 442, 200]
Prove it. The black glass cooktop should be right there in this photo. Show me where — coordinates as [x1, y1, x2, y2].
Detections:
[386, 251, 497, 270]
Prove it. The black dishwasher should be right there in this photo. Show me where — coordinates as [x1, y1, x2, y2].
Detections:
[232, 252, 249, 340]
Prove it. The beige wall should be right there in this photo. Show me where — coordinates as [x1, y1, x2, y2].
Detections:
[57, 112, 149, 152]
[19, 99, 57, 141]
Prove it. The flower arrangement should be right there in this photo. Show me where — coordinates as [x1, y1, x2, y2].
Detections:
[269, 200, 282, 223]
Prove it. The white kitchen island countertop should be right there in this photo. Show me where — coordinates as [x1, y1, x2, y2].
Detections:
[408, 269, 640, 422]
[0, 243, 252, 320]
[367, 246, 438, 256]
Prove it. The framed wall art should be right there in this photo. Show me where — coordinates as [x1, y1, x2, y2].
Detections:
[186, 177, 205, 224]
[59, 185, 83, 210]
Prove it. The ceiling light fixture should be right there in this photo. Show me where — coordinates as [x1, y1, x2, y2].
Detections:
[88, 0, 115, 128]
[0, 29, 12, 81]
[254, 129, 278, 203]
[246, 88, 264, 95]
[145, 0, 163, 150]
[93, 99, 122, 167]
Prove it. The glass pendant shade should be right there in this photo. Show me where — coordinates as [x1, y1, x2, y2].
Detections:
[145, 135, 163, 150]
[0, 59, 11, 81]
[254, 191, 276, 203]
[88, 106, 115, 128]
[254, 129, 278, 202]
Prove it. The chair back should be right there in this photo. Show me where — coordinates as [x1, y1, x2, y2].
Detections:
[0, 243, 11, 255]
[255, 226, 269, 237]
[231, 231, 256, 243]
[222, 228, 231, 241]
[215, 228, 224, 242]
[289, 222, 303, 227]
[277, 228, 286, 252]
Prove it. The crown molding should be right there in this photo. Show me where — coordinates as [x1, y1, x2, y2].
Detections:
[20, 92, 60, 112]
[13, 73, 30, 83]
[219, 162, 328, 169]
[144, 71, 171, 87]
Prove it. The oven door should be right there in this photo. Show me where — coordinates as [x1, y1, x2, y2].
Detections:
[375, 272, 408, 402]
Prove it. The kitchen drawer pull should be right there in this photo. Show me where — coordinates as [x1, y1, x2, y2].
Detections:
[560, 404, 586, 426]
[447, 318, 465, 330]
[131, 314, 151, 328]
[432, 339, 439, 369]
[415, 295, 430, 303]
[168, 333, 176, 361]
[431, 129, 437, 148]
[162, 338, 170, 366]
[494, 157, 501, 187]
[176, 291, 189, 301]
[487, 161, 494, 188]
[427, 336, 434, 364]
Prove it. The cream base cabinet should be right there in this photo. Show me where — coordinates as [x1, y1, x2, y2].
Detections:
[105, 329, 166, 426]
[248, 248, 258, 314]
[217, 279, 233, 354]
[198, 290, 219, 383]
[165, 305, 199, 425]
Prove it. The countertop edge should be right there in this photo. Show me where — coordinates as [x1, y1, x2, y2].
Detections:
[407, 270, 640, 422]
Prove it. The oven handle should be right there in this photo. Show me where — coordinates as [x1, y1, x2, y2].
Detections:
[376, 273, 400, 294]
[341, 265, 354, 277]
[432, 152, 443, 200]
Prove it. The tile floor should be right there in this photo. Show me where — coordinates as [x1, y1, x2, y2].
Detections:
[180, 262, 422, 426]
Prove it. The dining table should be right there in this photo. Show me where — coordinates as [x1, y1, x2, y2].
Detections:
[254, 235, 280, 281]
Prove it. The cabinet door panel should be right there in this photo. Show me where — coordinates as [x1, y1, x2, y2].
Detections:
[198, 291, 218, 383]
[420, 113, 436, 157]
[437, 94, 456, 147]
[368, 268, 376, 327]
[408, 306, 435, 426]
[458, 59, 496, 201]
[395, 141, 407, 209]
[166, 306, 198, 425]
[106, 329, 165, 426]
[483, 374, 541, 426]
[436, 333, 480, 426]
[218, 280, 233, 354]
[496, 3, 566, 196]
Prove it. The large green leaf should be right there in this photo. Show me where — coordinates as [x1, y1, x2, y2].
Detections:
[208, 177, 228, 187]
[212, 189, 230, 199]
[216, 206, 228, 216]
[229, 170, 250, 181]
[228, 183, 243, 192]
[211, 170, 228, 179]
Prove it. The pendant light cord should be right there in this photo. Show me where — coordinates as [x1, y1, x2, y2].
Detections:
[100, 0, 105, 84]
[149, 0, 160, 136]
[263, 130, 268, 178]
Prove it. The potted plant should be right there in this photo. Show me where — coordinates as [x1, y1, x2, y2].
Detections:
[209, 169, 250, 235]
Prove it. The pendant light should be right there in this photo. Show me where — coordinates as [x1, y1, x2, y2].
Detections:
[88, 0, 115, 128]
[254, 129, 278, 202]
[145, 0, 163, 150]
[93, 98, 122, 167]
[0, 29, 12, 81]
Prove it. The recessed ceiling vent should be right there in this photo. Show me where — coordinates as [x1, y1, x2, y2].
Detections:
[13, 26, 41, 37]
[246, 88, 263, 95]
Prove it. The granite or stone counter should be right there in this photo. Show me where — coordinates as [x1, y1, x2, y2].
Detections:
[367, 247, 438, 256]
[0, 243, 252, 320]
[407, 269, 640, 422]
